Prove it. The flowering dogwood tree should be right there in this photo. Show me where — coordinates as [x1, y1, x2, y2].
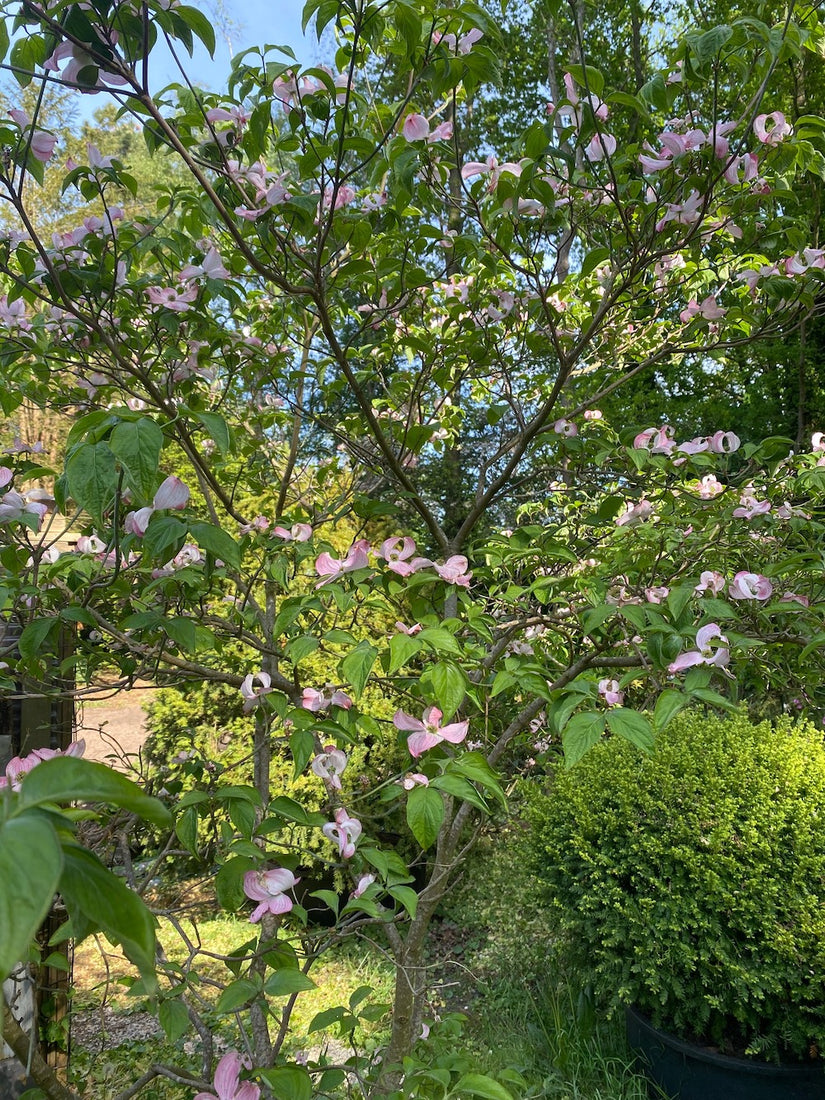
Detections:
[1, 1, 825, 1097]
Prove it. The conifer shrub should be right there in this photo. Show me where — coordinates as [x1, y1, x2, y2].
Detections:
[529, 712, 825, 1062]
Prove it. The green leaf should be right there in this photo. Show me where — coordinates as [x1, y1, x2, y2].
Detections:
[17, 617, 57, 661]
[341, 640, 378, 698]
[164, 616, 198, 653]
[450, 753, 507, 809]
[654, 689, 688, 732]
[259, 1066, 313, 1100]
[605, 708, 654, 752]
[419, 627, 462, 656]
[289, 730, 314, 782]
[0, 814, 63, 981]
[264, 969, 317, 996]
[192, 409, 231, 452]
[176, 5, 216, 55]
[66, 442, 117, 523]
[216, 856, 256, 911]
[308, 1006, 347, 1033]
[109, 419, 164, 500]
[59, 844, 159, 992]
[430, 774, 489, 813]
[406, 786, 444, 849]
[580, 246, 610, 278]
[454, 1074, 513, 1100]
[687, 23, 733, 61]
[387, 632, 424, 674]
[428, 661, 467, 721]
[20, 757, 172, 827]
[188, 521, 240, 570]
[562, 712, 605, 767]
[666, 585, 694, 624]
[159, 998, 190, 1043]
[176, 805, 199, 856]
[143, 515, 187, 560]
[216, 978, 259, 1013]
[387, 884, 418, 919]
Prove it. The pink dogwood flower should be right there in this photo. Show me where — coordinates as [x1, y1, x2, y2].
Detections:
[242, 868, 299, 922]
[615, 499, 653, 526]
[695, 570, 725, 596]
[315, 539, 370, 585]
[0, 740, 85, 791]
[394, 705, 469, 758]
[554, 418, 578, 436]
[380, 537, 418, 576]
[597, 679, 624, 706]
[30, 131, 57, 162]
[240, 672, 272, 712]
[403, 113, 430, 141]
[351, 873, 376, 899]
[0, 490, 48, 529]
[668, 623, 729, 673]
[679, 296, 725, 323]
[146, 285, 198, 312]
[125, 476, 190, 539]
[754, 112, 791, 145]
[633, 425, 676, 455]
[322, 807, 362, 858]
[732, 493, 771, 519]
[395, 621, 423, 635]
[434, 555, 472, 586]
[273, 522, 312, 542]
[153, 476, 190, 511]
[729, 571, 773, 600]
[311, 746, 348, 789]
[401, 772, 430, 789]
[644, 586, 669, 604]
[194, 1051, 261, 1100]
[708, 430, 740, 453]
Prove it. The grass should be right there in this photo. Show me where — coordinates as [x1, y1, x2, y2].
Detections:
[65, 816, 653, 1100]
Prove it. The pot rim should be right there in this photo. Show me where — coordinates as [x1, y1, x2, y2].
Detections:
[626, 1004, 825, 1079]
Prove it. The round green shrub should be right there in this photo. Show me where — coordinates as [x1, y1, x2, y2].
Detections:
[529, 711, 825, 1063]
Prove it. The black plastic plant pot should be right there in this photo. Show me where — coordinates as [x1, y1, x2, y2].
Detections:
[625, 1005, 825, 1100]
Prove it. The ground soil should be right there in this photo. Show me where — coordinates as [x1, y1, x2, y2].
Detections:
[75, 684, 155, 771]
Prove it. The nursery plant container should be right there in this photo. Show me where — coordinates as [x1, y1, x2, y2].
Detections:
[626, 1005, 825, 1100]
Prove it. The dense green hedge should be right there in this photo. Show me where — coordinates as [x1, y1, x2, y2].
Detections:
[529, 712, 825, 1062]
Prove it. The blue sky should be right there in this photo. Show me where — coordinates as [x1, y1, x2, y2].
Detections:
[153, 0, 320, 91]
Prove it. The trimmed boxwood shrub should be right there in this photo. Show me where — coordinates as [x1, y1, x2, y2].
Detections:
[529, 711, 825, 1063]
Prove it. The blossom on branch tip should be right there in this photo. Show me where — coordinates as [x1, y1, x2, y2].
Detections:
[754, 112, 791, 145]
[194, 1051, 261, 1100]
[322, 807, 362, 858]
[695, 570, 725, 596]
[315, 540, 370, 585]
[615, 499, 653, 526]
[311, 746, 348, 789]
[352, 873, 376, 899]
[240, 672, 272, 713]
[380, 537, 417, 576]
[668, 623, 729, 673]
[273, 522, 312, 542]
[154, 476, 190, 511]
[394, 706, 469, 758]
[728, 571, 773, 600]
[242, 868, 298, 923]
[402, 113, 430, 141]
[598, 679, 624, 706]
[401, 772, 430, 789]
[708, 431, 739, 454]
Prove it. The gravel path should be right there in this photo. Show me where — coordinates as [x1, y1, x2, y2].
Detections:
[75, 685, 156, 770]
